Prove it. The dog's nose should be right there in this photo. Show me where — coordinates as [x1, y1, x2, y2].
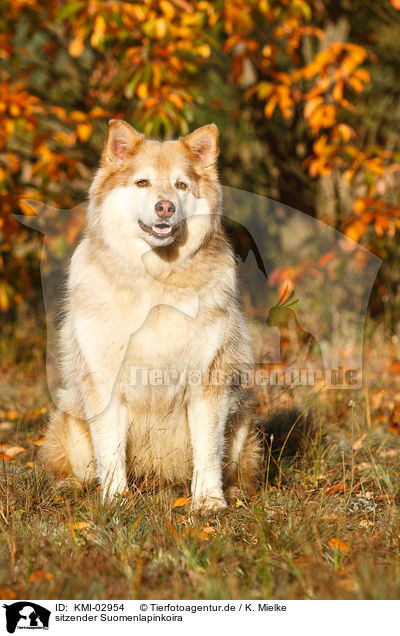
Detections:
[155, 200, 175, 218]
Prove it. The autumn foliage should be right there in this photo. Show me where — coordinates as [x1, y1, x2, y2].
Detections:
[1, 0, 400, 311]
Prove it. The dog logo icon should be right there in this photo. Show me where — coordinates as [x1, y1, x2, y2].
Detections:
[3, 602, 50, 633]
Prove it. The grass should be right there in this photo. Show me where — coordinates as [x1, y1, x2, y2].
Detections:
[1, 314, 400, 600]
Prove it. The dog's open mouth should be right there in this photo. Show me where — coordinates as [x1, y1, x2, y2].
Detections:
[138, 219, 173, 239]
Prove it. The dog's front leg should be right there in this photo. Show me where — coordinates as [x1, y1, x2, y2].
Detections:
[86, 398, 129, 502]
[187, 388, 229, 511]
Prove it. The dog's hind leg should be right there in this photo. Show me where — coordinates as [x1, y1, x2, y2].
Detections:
[38, 410, 96, 483]
[224, 413, 261, 503]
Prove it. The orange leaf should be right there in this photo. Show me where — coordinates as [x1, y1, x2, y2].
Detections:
[90, 15, 106, 48]
[198, 44, 211, 58]
[69, 110, 87, 122]
[29, 570, 53, 582]
[76, 123, 93, 142]
[68, 521, 89, 538]
[136, 83, 148, 99]
[336, 123, 354, 142]
[69, 37, 85, 58]
[0, 453, 11, 462]
[69, 521, 89, 531]
[168, 94, 184, 109]
[160, 0, 175, 19]
[199, 525, 216, 541]
[391, 0, 400, 8]
[325, 482, 349, 496]
[293, 555, 311, 567]
[389, 422, 399, 435]
[89, 106, 108, 118]
[0, 445, 25, 458]
[264, 94, 278, 118]
[328, 537, 349, 553]
[173, 497, 191, 508]
[33, 437, 45, 446]
[345, 220, 366, 243]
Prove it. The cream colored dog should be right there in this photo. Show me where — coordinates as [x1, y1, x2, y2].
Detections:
[39, 120, 260, 510]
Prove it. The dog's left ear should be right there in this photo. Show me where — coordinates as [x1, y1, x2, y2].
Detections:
[181, 124, 219, 170]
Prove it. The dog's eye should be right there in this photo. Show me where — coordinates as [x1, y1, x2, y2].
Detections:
[175, 181, 187, 190]
[136, 179, 150, 187]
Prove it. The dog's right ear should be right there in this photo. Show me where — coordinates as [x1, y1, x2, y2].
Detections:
[102, 119, 144, 165]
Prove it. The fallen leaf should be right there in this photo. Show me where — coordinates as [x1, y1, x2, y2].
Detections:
[325, 482, 350, 496]
[0, 587, 17, 600]
[69, 521, 89, 531]
[181, 525, 216, 541]
[0, 445, 25, 458]
[0, 453, 12, 462]
[328, 537, 349, 553]
[199, 526, 216, 541]
[29, 570, 53, 582]
[54, 495, 65, 505]
[236, 499, 246, 507]
[293, 555, 310, 567]
[352, 434, 366, 451]
[6, 411, 19, 420]
[68, 521, 89, 537]
[32, 437, 45, 446]
[173, 497, 191, 508]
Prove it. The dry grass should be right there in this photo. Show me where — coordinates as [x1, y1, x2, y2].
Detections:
[1, 315, 400, 600]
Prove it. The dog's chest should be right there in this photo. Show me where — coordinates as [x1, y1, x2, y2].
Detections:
[124, 285, 224, 371]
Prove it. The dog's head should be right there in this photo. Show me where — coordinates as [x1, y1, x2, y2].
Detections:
[89, 120, 221, 261]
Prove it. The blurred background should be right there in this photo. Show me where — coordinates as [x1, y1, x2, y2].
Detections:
[1, 0, 399, 345]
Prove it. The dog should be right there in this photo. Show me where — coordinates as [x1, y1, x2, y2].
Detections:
[38, 120, 261, 511]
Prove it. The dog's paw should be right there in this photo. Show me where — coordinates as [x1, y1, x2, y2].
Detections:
[100, 480, 129, 504]
[191, 495, 227, 513]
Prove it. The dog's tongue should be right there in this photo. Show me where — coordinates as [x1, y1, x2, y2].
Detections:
[152, 223, 171, 236]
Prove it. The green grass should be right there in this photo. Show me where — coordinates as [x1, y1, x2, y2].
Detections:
[1, 319, 400, 600]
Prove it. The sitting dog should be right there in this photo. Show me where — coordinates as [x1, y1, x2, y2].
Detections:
[39, 120, 261, 510]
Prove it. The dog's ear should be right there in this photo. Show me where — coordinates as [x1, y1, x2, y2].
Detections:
[102, 119, 144, 164]
[181, 124, 219, 171]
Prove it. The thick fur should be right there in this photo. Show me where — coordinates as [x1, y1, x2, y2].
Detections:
[38, 121, 261, 510]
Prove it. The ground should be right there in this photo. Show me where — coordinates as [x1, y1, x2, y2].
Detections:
[1, 312, 400, 600]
